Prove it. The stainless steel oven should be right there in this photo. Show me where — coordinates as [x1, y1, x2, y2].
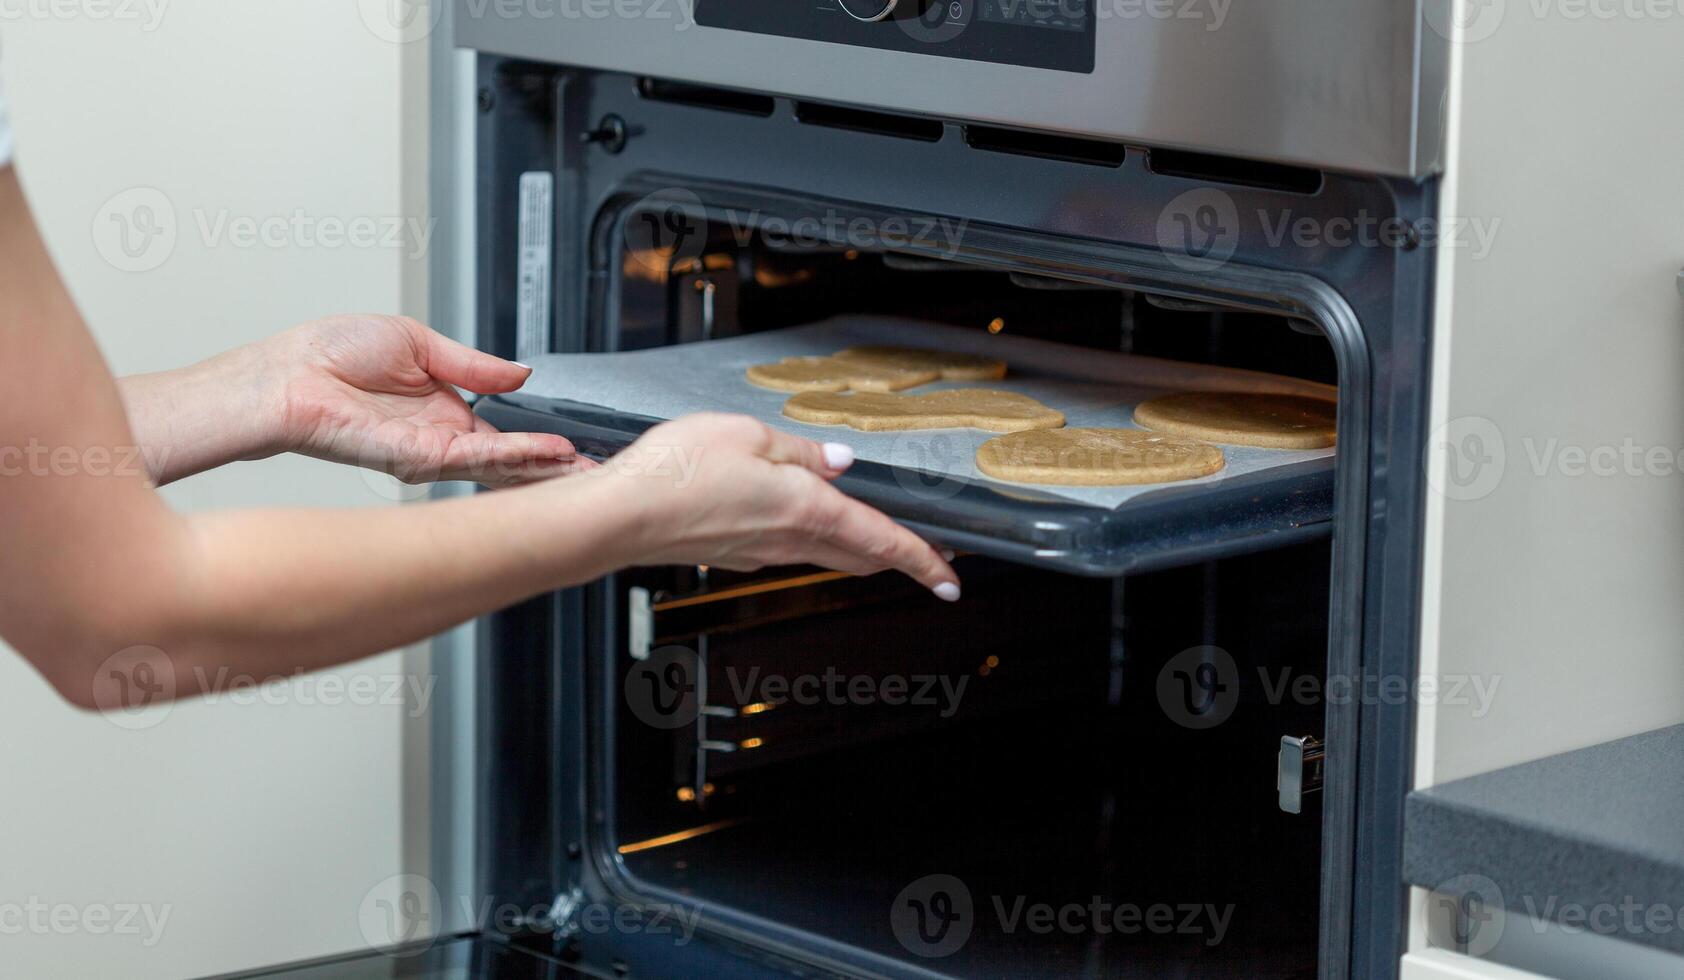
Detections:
[443, 14, 1442, 970]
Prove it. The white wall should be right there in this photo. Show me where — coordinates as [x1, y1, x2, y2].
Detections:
[1416, 0, 1684, 788]
[0, 4, 432, 977]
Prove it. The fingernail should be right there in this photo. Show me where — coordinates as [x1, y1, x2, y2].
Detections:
[822, 443, 855, 471]
[513, 362, 533, 371]
[933, 582, 961, 602]
[940, 549, 956, 562]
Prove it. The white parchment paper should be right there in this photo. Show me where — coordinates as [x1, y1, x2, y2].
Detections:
[520, 317, 1336, 510]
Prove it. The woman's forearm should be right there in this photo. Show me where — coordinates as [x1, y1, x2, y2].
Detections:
[118, 344, 285, 486]
[53, 472, 650, 705]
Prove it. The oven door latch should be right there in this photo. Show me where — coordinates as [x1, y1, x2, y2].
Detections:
[629, 587, 653, 661]
[1277, 735, 1326, 815]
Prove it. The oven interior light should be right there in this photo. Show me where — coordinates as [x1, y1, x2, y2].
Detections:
[988, 317, 1006, 334]
[740, 702, 774, 716]
[617, 818, 744, 855]
[739, 737, 765, 750]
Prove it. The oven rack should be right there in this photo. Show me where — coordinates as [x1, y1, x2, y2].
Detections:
[475, 317, 1337, 577]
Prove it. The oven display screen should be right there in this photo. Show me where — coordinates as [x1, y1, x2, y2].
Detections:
[693, 0, 1096, 74]
[977, 0, 1088, 32]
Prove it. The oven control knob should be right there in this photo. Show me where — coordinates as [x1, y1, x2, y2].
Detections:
[837, 0, 900, 21]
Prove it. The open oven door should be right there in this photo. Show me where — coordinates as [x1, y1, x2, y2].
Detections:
[203, 935, 584, 980]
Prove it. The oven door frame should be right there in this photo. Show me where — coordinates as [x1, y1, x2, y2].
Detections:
[464, 58, 1439, 980]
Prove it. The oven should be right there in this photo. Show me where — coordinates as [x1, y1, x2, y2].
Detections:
[414, 1, 1448, 976]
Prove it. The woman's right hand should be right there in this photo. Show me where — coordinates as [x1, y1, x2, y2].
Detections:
[602, 413, 961, 600]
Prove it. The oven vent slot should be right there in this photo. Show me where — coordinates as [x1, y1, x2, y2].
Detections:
[793, 101, 944, 142]
[635, 77, 775, 117]
[1147, 148, 1324, 195]
[963, 125, 1126, 168]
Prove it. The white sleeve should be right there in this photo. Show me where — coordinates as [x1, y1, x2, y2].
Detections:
[0, 82, 12, 169]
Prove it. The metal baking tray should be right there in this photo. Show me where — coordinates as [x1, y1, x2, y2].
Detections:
[476, 317, 1337, 576]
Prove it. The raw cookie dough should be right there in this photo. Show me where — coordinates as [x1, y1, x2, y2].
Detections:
[833, 345, 1008, 382]
[746, 355, 939, 393]
[976, 428, 1226, 486]
[1133, 392, 1337, 450]
[783, 389, 1065, 433]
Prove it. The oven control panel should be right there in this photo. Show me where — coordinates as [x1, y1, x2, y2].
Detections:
[694, 0, 1094, 74]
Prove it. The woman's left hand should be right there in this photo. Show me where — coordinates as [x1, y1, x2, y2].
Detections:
[265, 314, 591, 487]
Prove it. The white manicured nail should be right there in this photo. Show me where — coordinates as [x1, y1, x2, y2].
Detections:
[822, 443, 855, 470]
[513, 361, 533, 371]
[940, 549, 956, 562]
[933, 582, 961, 602]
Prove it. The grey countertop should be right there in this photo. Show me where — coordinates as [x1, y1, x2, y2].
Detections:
[1404, 724, 1684, 954]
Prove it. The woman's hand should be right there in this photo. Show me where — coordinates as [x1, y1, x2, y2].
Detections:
[121, 314, 589, 487]
[266, 314, 588, 487]
[603, 413, 961, 599]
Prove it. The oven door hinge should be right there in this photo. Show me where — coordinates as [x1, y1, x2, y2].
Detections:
[543, 886, 588, 942]
[1277, 735, 1325, 814]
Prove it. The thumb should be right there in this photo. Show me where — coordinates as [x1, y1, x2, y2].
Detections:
[421, 328, 532, 394]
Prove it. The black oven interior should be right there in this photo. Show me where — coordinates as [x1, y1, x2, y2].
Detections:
[611, 215, 1338, 387]
[606, 546, 1328, 980]
[589, 226, 1334, 979]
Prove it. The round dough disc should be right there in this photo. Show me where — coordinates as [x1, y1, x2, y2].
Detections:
[783, 389, 1065, 432]
[976, 428, 1226, 486]
[1133, 392, 1337, 449]
[832, 345, 1008, 382]
[746, 356, 938, 393]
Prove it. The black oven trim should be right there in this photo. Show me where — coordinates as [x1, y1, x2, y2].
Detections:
[471, 58, 1439, 980]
